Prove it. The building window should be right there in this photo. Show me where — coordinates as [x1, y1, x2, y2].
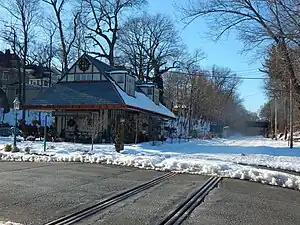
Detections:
[93, 74, 101, 80]
[2, 72, 8, 80]
[80, 74, 87, 80]
[147, 87, 153, 95]
[68, 74, 75, 81]
[75, 75, 80, 81]
[33, 81, 37, 85]
[117, 75, 124, 83]
[44, 80, 49, 86]
[86, 74, 92, 80]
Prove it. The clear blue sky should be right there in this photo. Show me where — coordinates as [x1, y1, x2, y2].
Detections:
[0, 1, 267, 113]
[147, 0, 267, 113]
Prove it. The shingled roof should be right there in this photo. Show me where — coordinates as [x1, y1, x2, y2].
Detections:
[84, 55, 116, 75]
[26, 81, 124, 107]
[24, 54, 175, 118]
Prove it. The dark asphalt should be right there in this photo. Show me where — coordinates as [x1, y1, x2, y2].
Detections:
[183, 179, 300, 225]
[80, 174, 209, 225]
[0, 162, 299, 225]
[0, 162, 166, 225]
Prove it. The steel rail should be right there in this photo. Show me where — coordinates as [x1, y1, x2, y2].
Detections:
[158, 176, 222, 225]
[45, 172, 177, 225]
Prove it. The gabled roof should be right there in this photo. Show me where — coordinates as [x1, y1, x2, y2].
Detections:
[25, 81, 124, 107]
[84, 54, 117, 75]
[25, 54, 175, 118]
[26, 64, 61, 79]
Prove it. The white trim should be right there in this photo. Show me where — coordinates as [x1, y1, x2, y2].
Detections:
[108, 70, 128, 74]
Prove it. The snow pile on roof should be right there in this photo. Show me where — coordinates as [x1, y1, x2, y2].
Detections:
[1, 136, 300, 190]
[112, 82, 175, 118]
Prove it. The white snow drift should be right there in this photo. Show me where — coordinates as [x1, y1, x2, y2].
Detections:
[0, 221, 23, 225]
[1, 136, 300, 190]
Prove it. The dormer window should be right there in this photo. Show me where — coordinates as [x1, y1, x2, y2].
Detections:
[147, 87, 153, 95]
[117, 75, 124, 83]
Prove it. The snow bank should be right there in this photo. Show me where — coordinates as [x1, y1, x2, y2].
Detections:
[0, 221, 23, 225]
[1, 136, 300, 190]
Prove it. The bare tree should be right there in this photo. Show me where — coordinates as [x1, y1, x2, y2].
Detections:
[82, 112, 104, 151]
[179, 0, 300, 102]
[80, 0, 146, 66]
[118, 13, 184, 81]
[0, 0, 40, 113]
[42, 0, 80, 73]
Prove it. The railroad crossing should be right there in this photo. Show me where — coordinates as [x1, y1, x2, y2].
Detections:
[0, 162, 299, 225]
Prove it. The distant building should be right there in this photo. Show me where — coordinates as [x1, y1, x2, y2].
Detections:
[0, 49, 23, 108]
[0, 49, 62, 109]
[25, 64, 61, 87]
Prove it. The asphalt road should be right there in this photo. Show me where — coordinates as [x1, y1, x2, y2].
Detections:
[0, 162, 299, 225]
[184, 179, 300, 225]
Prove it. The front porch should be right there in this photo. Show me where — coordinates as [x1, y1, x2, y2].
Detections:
[52, 109, 166, 144]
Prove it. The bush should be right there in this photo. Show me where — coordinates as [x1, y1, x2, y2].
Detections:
[4, 144, 12, 152]
[31, 120, 40, 126]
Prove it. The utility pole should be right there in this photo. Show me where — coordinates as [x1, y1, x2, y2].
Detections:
[49, 34, 53, 87]
[289, 77, 293, 149]
[270, 99, 274, 139]
[274, 98, 278, 140]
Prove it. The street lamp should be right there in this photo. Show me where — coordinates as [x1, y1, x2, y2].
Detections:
[13, 96, 20, 148]
[120, 118, 125, 150]
[43, 113, 50, 152]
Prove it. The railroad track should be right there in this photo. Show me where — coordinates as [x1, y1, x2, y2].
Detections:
[158, 176, 222, 225]
[45, 172, 177, 225]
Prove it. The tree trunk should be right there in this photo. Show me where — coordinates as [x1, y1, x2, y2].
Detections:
[22, 32, 27, 120]
[109, 48, 114, 66]
[284, 96, 288, 140]
[55, 9, 68, 73]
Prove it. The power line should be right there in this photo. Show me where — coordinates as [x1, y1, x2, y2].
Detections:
[242, 91, 265, 98]
[170, 71, 268, 80]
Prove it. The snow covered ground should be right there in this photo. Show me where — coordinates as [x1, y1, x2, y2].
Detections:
[1, 136, 300, 190]
[0, 221, 23, 225]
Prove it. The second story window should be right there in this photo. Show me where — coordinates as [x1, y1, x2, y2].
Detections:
[2, 72, 8, 80]
[117, 75, 124, 83]
[147, 87, 153, 95]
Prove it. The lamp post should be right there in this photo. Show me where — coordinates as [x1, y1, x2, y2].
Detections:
[43, 113, 49, 152]
[13, 96, 20, 149]
[120, 118, 125, 150]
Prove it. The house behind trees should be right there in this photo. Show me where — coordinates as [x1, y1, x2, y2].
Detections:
[0, 49, 61, 109]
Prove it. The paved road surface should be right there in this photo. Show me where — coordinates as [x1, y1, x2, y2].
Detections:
[0, 162, 299, 225]
[183, 179, 300, 225]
